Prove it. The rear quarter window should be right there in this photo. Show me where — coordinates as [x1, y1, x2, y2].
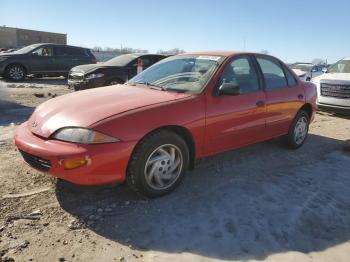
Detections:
[284, 66, 297, 86]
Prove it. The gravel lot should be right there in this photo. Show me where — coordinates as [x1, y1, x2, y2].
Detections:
[0, 78, 350, 262]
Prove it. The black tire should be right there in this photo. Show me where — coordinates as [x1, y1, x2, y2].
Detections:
[5, 64, 26, 81]
[106, 78, 123, 86]
[73, 85, 81, 91]
[126, 130, 189, 198]
[283, 109, 310, 149]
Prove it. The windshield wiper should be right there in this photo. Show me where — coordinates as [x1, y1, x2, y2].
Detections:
[130, 81, 165, 91]
[163, 87, 188, 93]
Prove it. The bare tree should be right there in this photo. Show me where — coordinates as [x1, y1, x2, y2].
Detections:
[157, 48, 185, 55]
[312, 58, 326, 65]
[92, 46, 102, 52]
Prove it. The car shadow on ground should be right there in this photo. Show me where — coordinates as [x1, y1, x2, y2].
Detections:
[0, 100, 34, 126]
[55, 134, 350, 260]
[317, 109, 350, 120]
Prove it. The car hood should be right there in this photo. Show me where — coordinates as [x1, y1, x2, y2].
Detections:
[71, 64, 121, 74]
[0, 53, 22, 59]
[312, 73, 350, 84]
[28, 84, 192, 138]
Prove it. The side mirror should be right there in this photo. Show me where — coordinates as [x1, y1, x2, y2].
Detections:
[32, 52, 38, 56]
[218, 82, 240, 96]
[311, 68, 317, 72]
[322, 67, 328, 73]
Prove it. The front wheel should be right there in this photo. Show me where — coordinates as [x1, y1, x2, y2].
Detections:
[107, 78, 123, 86]
[5, 64, 26, 81]
[126, 130, 189, 197]
[283, 109, 310, 149]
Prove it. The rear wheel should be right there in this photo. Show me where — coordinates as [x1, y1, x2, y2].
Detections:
[126, 130, 189, 197]
[283, 109, 310, 149]
[5, 64, 26, 81]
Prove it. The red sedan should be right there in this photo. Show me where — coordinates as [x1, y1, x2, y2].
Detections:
[14, 52, 317, 197]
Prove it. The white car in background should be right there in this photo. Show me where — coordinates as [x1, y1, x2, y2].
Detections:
[291, 63, 313, 80]
[312, 57, 350, 112]
[291, 63, 325, 81]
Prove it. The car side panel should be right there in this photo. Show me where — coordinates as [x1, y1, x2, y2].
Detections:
[264, 84, 305, 136]
[90, 95, 207, 159]
[204, 91, 267, 155]
[303, 81, 317, 121]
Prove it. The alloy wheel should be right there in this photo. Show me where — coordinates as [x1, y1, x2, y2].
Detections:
[9, 66, 25, 80]
[144, 144, 183, 190]
[294, 116, 308, 145]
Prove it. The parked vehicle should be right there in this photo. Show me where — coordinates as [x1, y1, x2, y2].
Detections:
[306, 65, 325, 81]
[0, 43, 96, 81]
[290, 63, 313, 80]
[14, 52, 317, 197]
[312, 57, 350, 112]
[68, 53, 166, 90]
[291, 63, 326, 81]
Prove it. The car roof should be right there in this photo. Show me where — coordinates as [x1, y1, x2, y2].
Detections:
[177, 51, 274, 58]
[121, 53, 166, 57]
[35, 43, 89, 49]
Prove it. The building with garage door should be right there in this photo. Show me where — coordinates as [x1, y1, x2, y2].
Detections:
[0, 26, 67, 50]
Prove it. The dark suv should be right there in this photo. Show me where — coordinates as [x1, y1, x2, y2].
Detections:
[0, 43, 96, 81]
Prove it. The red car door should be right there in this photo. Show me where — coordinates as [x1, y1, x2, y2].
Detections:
[255, 55, 305, 137]
[205, 56, 267, 155]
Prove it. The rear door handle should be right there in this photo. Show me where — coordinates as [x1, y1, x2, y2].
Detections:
[256, 100, 265, 107]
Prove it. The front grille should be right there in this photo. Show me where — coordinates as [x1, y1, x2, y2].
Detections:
[68, 72, 84, 81]
[19, 149, 52, 172]
[321, 83, 350, 99]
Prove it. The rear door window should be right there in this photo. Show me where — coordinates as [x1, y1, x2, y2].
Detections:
[257, 57, 288, 90]
[283, 66, 297, 86]
[66, 47, 86, 56]
[54, 47, 69, 56]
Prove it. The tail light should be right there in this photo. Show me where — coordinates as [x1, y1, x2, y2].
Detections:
[91, 57, 97, 64]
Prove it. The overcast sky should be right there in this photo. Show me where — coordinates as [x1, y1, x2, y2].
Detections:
[1, 0, 349, 63]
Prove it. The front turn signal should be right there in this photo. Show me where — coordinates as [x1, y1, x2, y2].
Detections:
[61, 158, 89, 170]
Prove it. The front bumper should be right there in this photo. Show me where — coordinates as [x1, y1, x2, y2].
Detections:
[14, 122, 137, 185]
[317, 101, 350, 113]
[68, 78, 105, 90]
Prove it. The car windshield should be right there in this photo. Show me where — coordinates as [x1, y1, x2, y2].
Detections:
[128, 55, 223, 93]
[328, 59, 350, 73]
[104, 54, 142, 66]
[13, 44, 42, 54]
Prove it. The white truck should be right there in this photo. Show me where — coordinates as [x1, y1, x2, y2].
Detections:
[312, 57, 350, 112]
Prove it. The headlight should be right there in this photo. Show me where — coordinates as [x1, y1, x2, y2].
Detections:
[52, 127, 120, 144]
[86, 73, 104, 80]
[0, 57, 8, 62]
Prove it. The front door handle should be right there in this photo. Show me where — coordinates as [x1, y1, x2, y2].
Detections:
[256, 100, 265, 107]
[298, 94, 304, 99]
